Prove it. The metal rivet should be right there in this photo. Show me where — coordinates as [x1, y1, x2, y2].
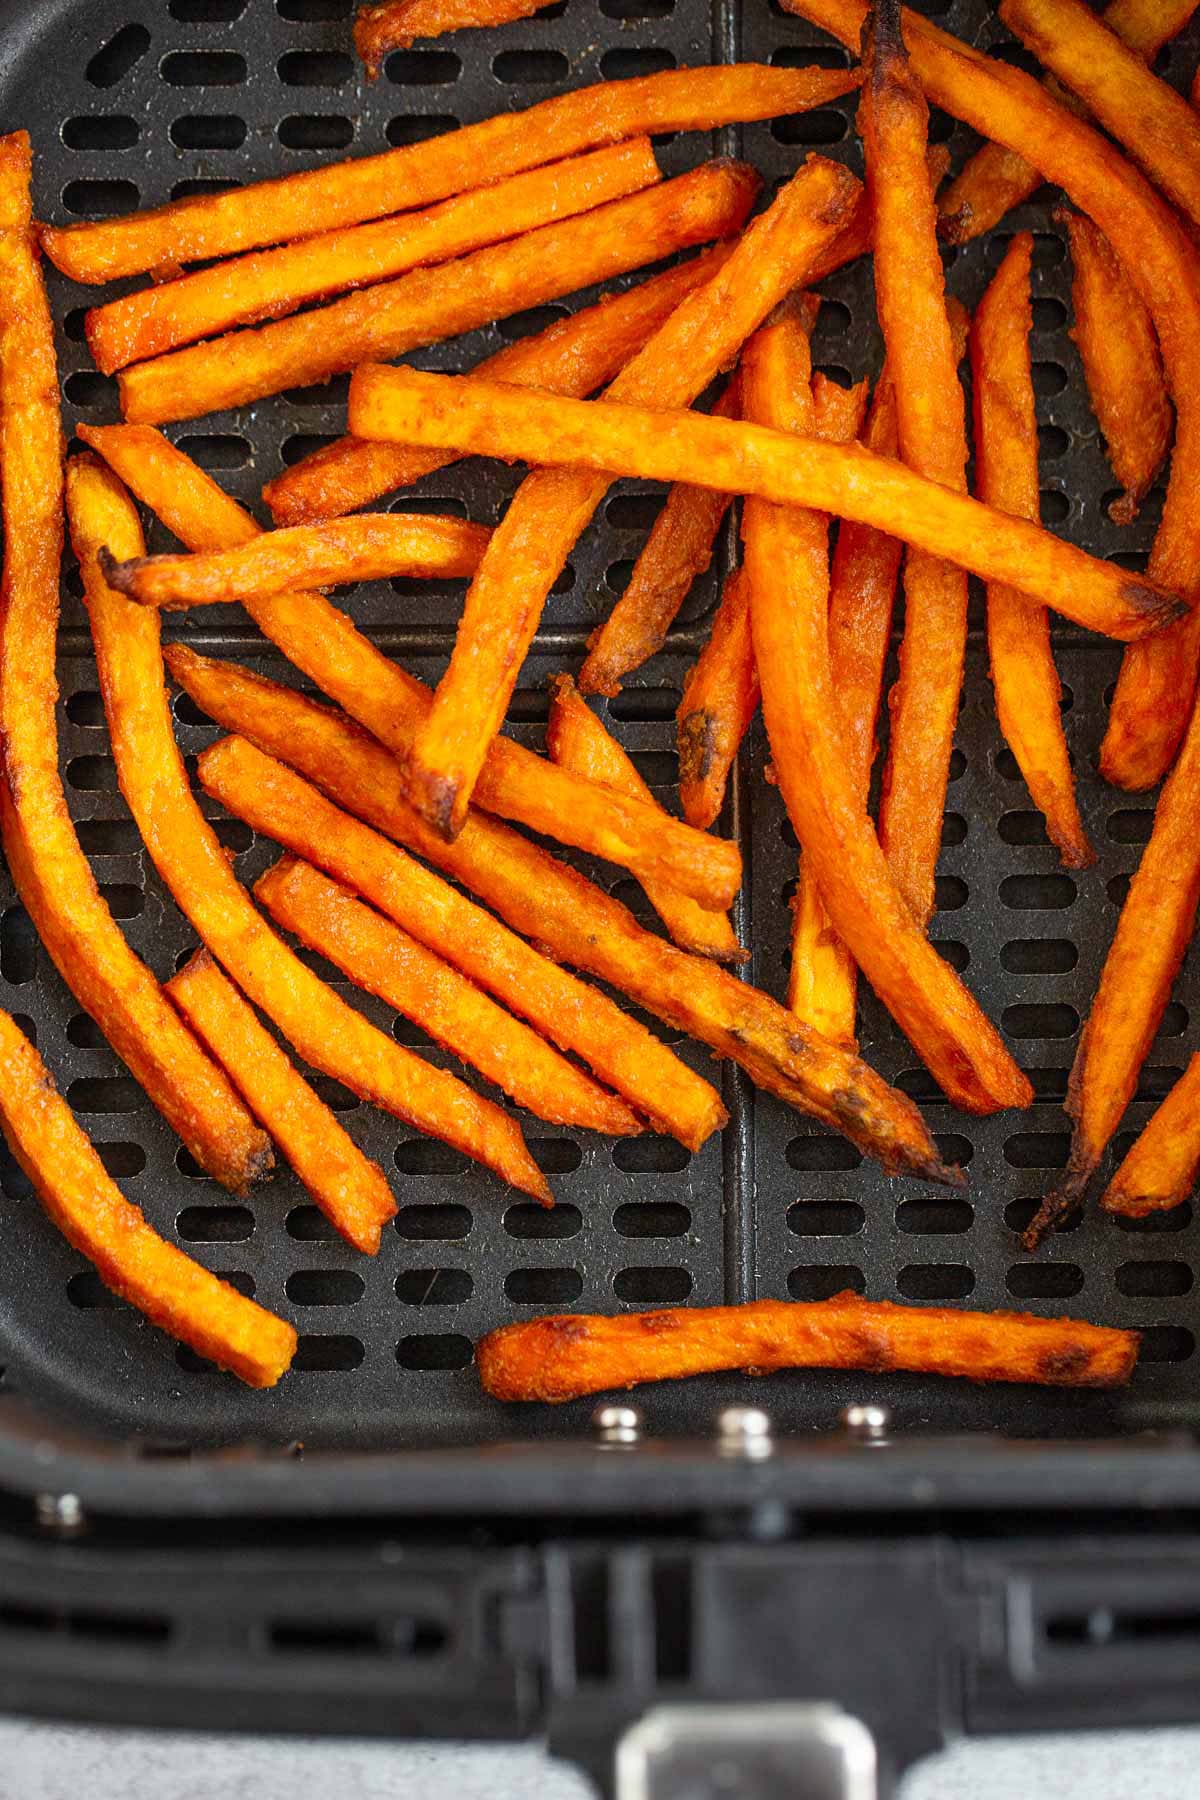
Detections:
[593, 1402, 642, 1446]
[840, 1403, 890, 1444]
[716, 1405, 773, 1459]
[34, 1492, 86, 1536]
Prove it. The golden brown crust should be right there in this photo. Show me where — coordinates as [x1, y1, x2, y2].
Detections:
[676, 570, 760, 831]
[1101, 1051, 1200, 1219]
[355, 0, 556, 74]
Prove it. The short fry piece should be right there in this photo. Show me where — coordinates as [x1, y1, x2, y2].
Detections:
[477, 1293, 1139, 1401]
[547, 675, 744, 964]
[348, 364, 1184, 643]
[168, 951, 397, 1255]
[0, 1006, 296, 1389]
[1060, 208, 1171, 527]
[118, 163, 759, 425]
[357, 0, 554, 74]
[255, 854, 642, 1140]
[972, 232, 1092, 870]
[676, 570, 759, 832]
[1101, 1053, 1200, 1220]
[85, 141, 660, 375]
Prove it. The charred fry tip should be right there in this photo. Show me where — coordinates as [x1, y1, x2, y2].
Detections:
[1107, 492, 1141, 527]
[97, 545, 132, 593]
[862, 0, 906, 82]
[678, 709, 718, 785]
[1022, 1167, 1092, 1252]
[1128, 582, 1189, 626]
[409, 766, 463, 843]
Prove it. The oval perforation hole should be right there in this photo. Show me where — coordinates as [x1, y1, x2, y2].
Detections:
[293, 1334, 365, 1371]
[172, 178, 238, 201]
[386, 49, 462, 85]
[397, 1332, 473, 1370]
[286, 1270, 365, 1306]
[177, 1205, 253, 1242]
[1001, 938, 1078, 975]
[396, 1268, 473, 1305]
[65, 370, 118, 409]
[786, 1135, 862, 1172]
[505, 1202, 581, 1239]
[97, 1142, 146, 1179]
[507, 688, 551, 723]
[87, 24, 151, 89]
[492, 48, 570, 84]
[599, 46, 676, 79]
[67, 1271, 121, 1310]
[999, 873, 1077, 910]
[67, 1013, 109, 1049]
[0, 907, 37, 985]
[787, 1200, 865, 1237]
[772, 108, 849, 146]
[1007, 1262, 1084, 1299]
[161, 50, 248, 85]
[897, 1264, 974, 1301]
[67, 1077, 146, 1114]
[1004, 1131, 1071, 1170]
[278, 114, 353, 150]
[286, 1206, 338, 1242]
[1005, 1197, 1081, 1236]
[172, 0, 247, 13]
[497, 303, 570, 341]
[1112, 1203, 1192, 1234]
[615, 1201, 691, 1239]
[896, 1197, 973, 1235]
[62, 179, 140, 218]
[788, 1265, 865, 1301]
[69, 754, 119, 794]
[1138, 1327, 1194, 1363]
[1106, 809, 1154, 846]
[1115, 1261, 1193, 1298]
[308, 1075, 358, 1112]
[934, 874, 968, 911]
[176, 433, 251, 471]
[395, 1203, 472, 1239]
[613, 1137, 690, 1174]
[504, 1268, 582, 1304]
[606, 492, 662, 531]
[395, 1140, 470, 1176]
[63, 115, 140, 151]
[77, 819, 142, 856]
[1001, 1003, 1079, 1040]
[281, 432, 340, 465]
[171, 114, 247, 150]
[614, 1266, 692, 1303]
[385, 113, 457, 147]
[608, 686, 681, 722]
[278, 50, 354, 86]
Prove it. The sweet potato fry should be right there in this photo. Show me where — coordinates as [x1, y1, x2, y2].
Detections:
[739, 301, 1030, 1114]
[255, 853, 642, 1140]
[0, 137, 272, 1199]
[85, 141, 660, 375]
[356, 0, 555, 74]
[167, 951, 396, 1255]
[547, 676, 743, 964]
[262, 250, 729, 528]
[80, 425, 742, 915]
[0, 1006, 296, 1389]
[477, 1293, 1139, 1401]
[1060, 209, 1171, 528]
[41, 65, 856, 284]
[348, 364, 1184, 643]
[196, 735, 726, 1148]
[102, 514, 490, 610]
[117, 162, 759, 426]
[676, 570, 759, 832]
[579, 381, 740, 700]
[68, 455, 550, 1206]
[809, 372, 869, 442]
[972, 232, 1092, 870]
[1101, 1053, 1200, 1221]
[403, 155, 864, 842]
[168, 648, 957, 1181]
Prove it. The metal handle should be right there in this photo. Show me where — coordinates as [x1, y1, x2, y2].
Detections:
[616, 1705, 877, 1800]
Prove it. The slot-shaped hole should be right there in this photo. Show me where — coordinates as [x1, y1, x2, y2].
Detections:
[1033, 304, 1068, 337]
[0, 907, 37, 985]
[278, 0, 352, 15]
[1001, 939, 1078, 975]
[934, 874, 968, 911]
[787, 1200, 865, 1237]
[67, 1271, 120, 1310]
[788, 1265, 865, 1301]
[1107, 874, 1131, 908]
[395, 1203, 472, 1239]
[397, 1332, 473, 1370]
[605, 558, 635, 595]
[98, 884, 143, 920]
[1005, 1197, 1081, 1236]
[285, 372, 351, 407]
[65, 370, 118, 408]
[286, 1270, 365, 1306]
[613, 1137, 690, 1174]
[278, 113, 354, 150]
[493, 48, 569, 83]
[269, 1619, 384, 1655]
[307, 1075, 359, 1112]
[0, 1603, 169, 1643]
[1159, 1003, 1189, 1037]
[1112, 1201, 1192, 1232]
[67, 753, 118, 792]
[628, 749, 675, 787]
[97, 1142, 146, 1179]
[529, 1139, 583, 1174]
[897, 1264, 974, 1300]
[1115, 1261, 1193, 1298]
[67, 1014, 109, 1049]
[87, 24, 151, 89]
[1002, 1003, 1079, 1040]
[772, 108, 849, 145]
[1007, 1262, 1084, 1299]
[1004, 1132, 1071, 1170]
[77, 819, 143, 856]
[175, 179, 242, 200]
[1138, 1326, 1194, 1363]
[285, 1206, 339, 1242]
[278, 50, 354, 86]
[161, 50, 247, 85]
[505, 1201, 581, 1238]
[385, 113, 457, 147]
[63, 115, 140, 150]
[999, 810, 1051, 847]
[600, 0, 674, 13]
[170, 0, 247, 15]
[999, 873, 1077, 910]
[786, 1136, 862, 1172]
[1106, 809, 1154, 845]
[934, 939, 970, 972]
[599, 46, 676, 79]
[497, 303, 570, 341]
[395, 1139, 470, 1176]
[1040, 489, 1070, 525]
[606, 492, 662, 531]
[281, 432, 340, 465]
[615, 1201, 691, 1238]
[896, 1197, 973, 1235]
[386, 49, 462, 85]
[176, 433, 251, 471]
[507, 688, 551, 723]
[67, 1077, 146, 1114]
[1033, 361, 1069, 397]
[177, 1205, 253, 1242]
[62, 179, 140, 218]
[171, 113, 247, 150]
[65, 683, 104, 723]
[504, 1267, 582, 1304]
[608, 686, 681, 722]
[293, 1334, 365, 1371]
[395, 1268, 473, 1305]
[614, 1266, 692, 1303]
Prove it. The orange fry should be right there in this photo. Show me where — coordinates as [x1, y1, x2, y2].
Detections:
[118, 162, 759, 426]
[167, 951, 396, 1256]
[809, 371, 869, 442]
[1101, 1053, 1200, 1221]
[477, 1294, 1139, 1402]
[676, 570, 759, 832]
[547, 675, 744, 964]
[972, 232, 1092, 870]
[357, 0, 556, 73]
[0, 1007, 296, 1389]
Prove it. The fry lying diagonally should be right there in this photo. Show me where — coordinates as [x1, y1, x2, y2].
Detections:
[676, 568, 760, 834]
[1101, 1052, 1200, 1224]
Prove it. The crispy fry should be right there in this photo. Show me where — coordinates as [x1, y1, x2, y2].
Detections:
[740, 302, 1029, 1114]
[68, 455, 549, 1206]
[580, 380, 740, 700]
[972, 233, 1092, 870]
[197, 735, 726, 1148]
[1101, 1053, 1200, 1220]
[80, 424, 742, 915]
[86, 141, 660, 375]
[118, 163, 759, 426]
[0, 1007, 296, 1389]
[809, 372, 869, 442]
[167, 951, 396, 1255]
[676, 570, 759, 832]
[263, 251, 729, 528]
[348, 364, 1184, 643]
[102, 514, 490, 610]
[1060, 208, 1172, 528]
[477, 1293, 1139, 1401]
[547, 676, 744, 964]
[41, 66, 855, 284]
[169, 648, 957, 1182]
[255, 853, 642, 1140]
[0, 137, 272, 1198]
[404, 155, 864, 842]
[356, 0, 555, 73]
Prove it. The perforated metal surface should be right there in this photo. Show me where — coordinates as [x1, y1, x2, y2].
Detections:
[0, 0, 1196, 1450]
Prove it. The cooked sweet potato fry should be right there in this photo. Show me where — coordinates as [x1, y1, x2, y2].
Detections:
[167, 951, 396, 1256]
[118, 163, 759, 426]
[1101, 1053, 1200, 1220]
[676, 570, 759, 832]
[168, 648, 957, 1181]
[740, 302, 1029, 1114]
[86, 141, 660, 375]
[263, 250, 729, 528]
[809, 372, 869, 442]
[42, 65, 855, 284]
[69, 455, 550, 1206]
[0, 1006, 296, 1389]
[972, 233, 1092, 870]
[579, 381, 740, 700]
[197, 735, 726, 1148]
[80, 424, 742, 916]
[477, 1293, 1139, 1401]
[403, 155, 864, 842]
[1060, 208, 1171, 528]
[356, 0, 555, 73]
[547, 676, 744, 964]
[255, 854, 641, 1140]
[0, 139, 272, 1199]
[348, 364, 1184, 643]
[102, 514, 490, 610]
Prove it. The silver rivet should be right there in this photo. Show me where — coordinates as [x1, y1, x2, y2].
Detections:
[35, 1492, 86, 1536]
[592, 1402, 642, 1446]
[840, 1403, 890, 1444]
[716, 1405, 773, 1459]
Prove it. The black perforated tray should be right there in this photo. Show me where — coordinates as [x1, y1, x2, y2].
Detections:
[0, 0, 1197, 1462]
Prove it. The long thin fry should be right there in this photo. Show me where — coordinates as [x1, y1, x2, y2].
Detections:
[85, 141, 660, 375]
[403, 155, 865, 842]
[41, 65, 857, 283]
[0, 1007, 296, 1389]
[118, 163, 759, 426]
[255, 854, 642, 1140]
[1101, 1053, 1200, 1220]
[546, 676, 744, 964]
[477, 1294, 1139, 1402]
[168, 648, 958, 1182]
[971, 233, 1092, 870]
[356, 0, 555, 75]
[167, 951, 397, 1256]
[0, 134, 273, 1199]
[196, 735, 727, 1149]
[348, 364, 1184, 643]
[676, 570, 760, 832]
